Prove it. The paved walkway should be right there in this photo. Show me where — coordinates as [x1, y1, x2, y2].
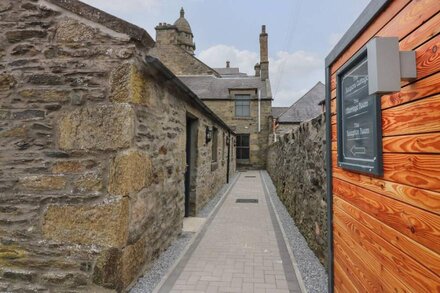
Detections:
[157, 171, 302, 293]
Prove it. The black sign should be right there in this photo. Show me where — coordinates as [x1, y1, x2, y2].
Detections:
[337, 49, 383, 175]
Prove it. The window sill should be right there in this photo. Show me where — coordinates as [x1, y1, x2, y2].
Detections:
[211, 162, 218, 171]
[233, 117, 253, 120]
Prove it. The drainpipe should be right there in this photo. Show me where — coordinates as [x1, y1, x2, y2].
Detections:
[226, 132, 231, 183]
[258, 89, 261, 132]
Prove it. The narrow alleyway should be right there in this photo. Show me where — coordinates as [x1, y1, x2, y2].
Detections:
[156, 171, 303, 293]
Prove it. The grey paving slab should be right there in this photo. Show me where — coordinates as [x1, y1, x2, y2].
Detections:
[157, 171, 302, 293]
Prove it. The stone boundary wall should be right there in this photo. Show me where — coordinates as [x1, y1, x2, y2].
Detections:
[267, 114, 327, 267]
[0, 1, 235, 291]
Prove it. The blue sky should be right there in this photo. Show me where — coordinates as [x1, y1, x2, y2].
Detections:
[82, 0, 369, 106]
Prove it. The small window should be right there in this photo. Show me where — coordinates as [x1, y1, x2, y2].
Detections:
[212, 127, 218, 162]
[236, 134, 250, 160]
[235, 95, 251, 117]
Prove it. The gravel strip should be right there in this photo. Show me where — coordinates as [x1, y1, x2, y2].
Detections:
[261, 171, 328, 293]
[197, 173, 238, 218]
[130, 174, 238, 293]
[130, 232, 193, 293]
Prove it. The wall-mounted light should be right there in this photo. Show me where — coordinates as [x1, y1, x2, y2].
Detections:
[226, 136, 230, 146]
[366, 37, 417, 94]
[205, 127, 212, 144]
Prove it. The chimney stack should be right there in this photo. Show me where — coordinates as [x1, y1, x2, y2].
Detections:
[226, 61, 230, 68]
[259, 25, 269, 80]
[254, 63, 261, 77]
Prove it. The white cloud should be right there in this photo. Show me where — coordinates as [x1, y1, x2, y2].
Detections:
[81, 0, 161, 12]
[198, 45, 324, 107]
[198, 45, 259, 75]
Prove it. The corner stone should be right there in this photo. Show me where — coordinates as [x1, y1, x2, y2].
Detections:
[110, 63, 157, 106]
[42, 197, 129, 248]
[109, 149, 153, 196]
[58, 103, 134, 151]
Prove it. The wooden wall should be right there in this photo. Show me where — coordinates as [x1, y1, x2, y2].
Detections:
[329, 1, 440, 291]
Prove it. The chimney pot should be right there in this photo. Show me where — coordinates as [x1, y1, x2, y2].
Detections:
[226, 61, 230, 68]
[262, 25, 266, 34]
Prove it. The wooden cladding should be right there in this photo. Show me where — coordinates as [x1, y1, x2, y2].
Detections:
[330, 1, 440, 292]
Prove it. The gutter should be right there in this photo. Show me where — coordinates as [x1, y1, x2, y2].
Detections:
[144, 56, 235, 134]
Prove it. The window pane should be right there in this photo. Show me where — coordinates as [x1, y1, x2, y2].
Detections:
[235, 95, 251, 117]
[243, 105, 250, 117]
[242, 148, 250, 160]
[241, 135, 249, 146]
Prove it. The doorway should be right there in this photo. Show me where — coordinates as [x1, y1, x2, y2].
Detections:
[185, 116, 198, 217]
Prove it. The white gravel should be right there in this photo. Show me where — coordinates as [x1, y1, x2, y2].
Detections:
[261, 171, 328, 293]
[130, 232, 193, 293]
[130, 174, 238, 293]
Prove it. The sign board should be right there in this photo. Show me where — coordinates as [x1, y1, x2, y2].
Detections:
[337, 47, 383, 175]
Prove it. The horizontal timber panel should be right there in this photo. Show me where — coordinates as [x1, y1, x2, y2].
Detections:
[333, 178, 440, 253]
[383, 153, 440, 191]
[334, 196, 440, 275]
[330, 98, 336, 116]
[334, 206, 440, 292]
[331, 36, 440, 99]
[399, 11, 440, 53]
[330, 0, 411, 78]
[330, 0, 440, 90]
[382, 132, 440, 154]
[334, 233, 386, 292]
[381, 71, 440, 110]
[334, 260, 359, 293]
[332, 151, 440, 191]
[331, 72, 440, 116]
[332, 130, 440, 154]
[331, 123, 336, 142]
[332, 165, 440, 214]
[412, 35, 440, 81]
[334, 226, 410, 292]
[382, 94, 440, 136]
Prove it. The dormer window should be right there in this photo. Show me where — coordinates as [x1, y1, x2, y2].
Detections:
[235, 94, 251, 117]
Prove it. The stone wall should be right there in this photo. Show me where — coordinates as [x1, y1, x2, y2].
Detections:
[204, 99, 272, 169]
[150, 45, 218, 76]
[0, 1, 235, 291]
[267, 114, 327, 267]
[275, 123, 299, 141]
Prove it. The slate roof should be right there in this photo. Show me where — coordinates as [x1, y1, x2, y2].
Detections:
[213, 68, 248, 77]
[272, 107, 289, 118]
[278, 82, 325, 123]
[179, 75, 271, 100]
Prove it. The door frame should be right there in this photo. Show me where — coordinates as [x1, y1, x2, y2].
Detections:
[184, 114, 198, 217]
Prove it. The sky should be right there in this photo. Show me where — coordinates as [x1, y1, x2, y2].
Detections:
[81, 0, 369, 107]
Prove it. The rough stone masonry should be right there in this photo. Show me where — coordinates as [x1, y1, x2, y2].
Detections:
[0, 0, 235, 291]
[267, 114, 328, 268]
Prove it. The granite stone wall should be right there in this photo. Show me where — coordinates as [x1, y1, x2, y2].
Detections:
[0, 1, 235, 291]
[204, 99, 272, 169]
[150, 45, 218, 76]
[267, 114, 328, 267]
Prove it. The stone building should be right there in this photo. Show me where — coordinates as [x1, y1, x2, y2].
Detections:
[151, 10, 273, 169]
[272, 81, 324, 141]
[0, 0, 236, 291]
